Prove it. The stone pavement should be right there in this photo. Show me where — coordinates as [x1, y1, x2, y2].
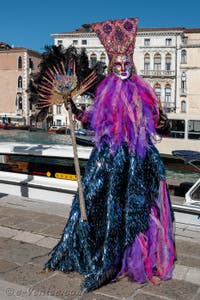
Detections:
[0, 193, 200, 300]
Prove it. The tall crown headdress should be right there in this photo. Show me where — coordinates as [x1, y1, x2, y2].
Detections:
[91, 17, 138, 62]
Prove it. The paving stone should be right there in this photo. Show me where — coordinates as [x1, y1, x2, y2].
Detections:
[0, 279, 60, 300]
[173, 264, 189, 281]
[39, 224, 64, 238]
[13, 231, 44, 244]
[0, 215, 32, 228]
[35, 214, 66, 226]
[177, 254, 200, 268]
[95, 276, 146, 299]
[11, 220, 50, 234]
[176, 240, 200, 257]
[141, 279, 199, 300]
[131, 293, 164, 300]
[0, 238, 49, 264]
[32, 272, 83, 300]
[192, 287, 200, 300]
[0, 259, 19, 274]
[79, 293, 118, 300]
[0, 226, 21, 238]
[185, 267, 200, 286]
[36, 237, 59, 249]
[2, 263, 53, 286]
[31, 252, 50, 266]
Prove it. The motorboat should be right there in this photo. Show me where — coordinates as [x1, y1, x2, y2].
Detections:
[0, 142, 199, 225]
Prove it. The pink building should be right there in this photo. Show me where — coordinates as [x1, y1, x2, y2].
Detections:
[0, 42, 41, 126]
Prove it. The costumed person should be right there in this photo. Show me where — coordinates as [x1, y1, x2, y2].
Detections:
[44, 17, 176, 292]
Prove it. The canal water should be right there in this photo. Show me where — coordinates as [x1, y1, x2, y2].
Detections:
[0, 129, 199, 182]
[0, 129, 72, 145]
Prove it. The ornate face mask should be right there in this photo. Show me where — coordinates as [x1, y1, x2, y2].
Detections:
[111, 55, 133, 80]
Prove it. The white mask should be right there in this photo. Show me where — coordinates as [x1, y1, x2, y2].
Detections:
[112, 55, 133, 80]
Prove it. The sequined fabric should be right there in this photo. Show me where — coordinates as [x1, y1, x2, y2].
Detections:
[44, 143, 175, 291]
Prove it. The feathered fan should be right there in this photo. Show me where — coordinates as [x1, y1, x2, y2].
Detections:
[31, 45, 101, 222]
[37, 60, 97, 109]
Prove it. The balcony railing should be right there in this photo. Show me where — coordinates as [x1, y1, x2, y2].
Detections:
[17, 87, 23, 93]
[180, 88, 187, 96]
[161, 101, 176, 112]
[140, 70, 175, 78]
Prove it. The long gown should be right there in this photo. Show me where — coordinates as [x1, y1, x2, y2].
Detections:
[44, 73, 176, 292]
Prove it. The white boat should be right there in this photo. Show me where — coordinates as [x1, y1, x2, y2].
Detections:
[156, 113, 200, 155]
[0, 142, 199, 226]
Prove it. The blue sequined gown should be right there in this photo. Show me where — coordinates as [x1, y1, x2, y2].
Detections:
[44, 143, 175, 291]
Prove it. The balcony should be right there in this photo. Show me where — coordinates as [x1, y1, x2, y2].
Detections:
[180, 88, 187, 96]
[161, 101, 176, 112]
[17, 87, 23, 94]
[140, 70, 175, 78]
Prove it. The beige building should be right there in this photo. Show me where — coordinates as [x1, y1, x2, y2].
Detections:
[0, 42, 41, 126]
[52, 25, 200, 117]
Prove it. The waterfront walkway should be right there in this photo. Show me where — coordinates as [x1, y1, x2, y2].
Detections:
[0, 193, 200, 300]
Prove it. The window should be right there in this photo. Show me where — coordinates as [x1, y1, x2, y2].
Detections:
[100, 52, 106, 64]
[181, 72, 187, 93]
[165, 84, 171, 102]
[56, 119, 62, 126]
[16, 96, 22, 111]
[188, 120, 200, 139]
[29, 58, 33, 69]
[56, 105, 62, 114]
[90, 53, 97, 68]
[18, 76, 23, 88]
[18, 56, 22, 69]
[144, 39, 150, 46]
[181, 50, 187, 64]
[144, 53, 150, 71]
[57, 40, 63, 46]
[182, 36, 188, 45]
[165, 53, 171, 71]
[154, 53, 161, 70]
[168, 119, 185, 138]
[165, 38, 172, 46]
[72, 40, 78, 46]
[154, 83, 161, 101]
[82, 40, 87, 45]
[181, 100, 186, 113]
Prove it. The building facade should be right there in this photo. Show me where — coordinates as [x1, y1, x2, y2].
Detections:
[51, 25, 200, 128]
[0, 42, 41, 126]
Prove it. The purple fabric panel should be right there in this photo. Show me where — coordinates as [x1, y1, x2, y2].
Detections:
[117, 180, 175, 283]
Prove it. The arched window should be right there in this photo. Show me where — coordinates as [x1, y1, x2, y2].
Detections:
[154, 83, 161, 101]
[181, 100, 186, 113]
[144, 53, 150, 71]
[16, 96, 22, 110]
[100, 52, 106, 64]
[181, 50, 187, 64]
[181, 72, 187, 93]
[165, 53, 171, 71]
[18, 56, 22, 69]
[165, 84, 171, 102]
[90, 53, 97, 68]
[18, 76, 23, 88]
[154, 53, 161, 70]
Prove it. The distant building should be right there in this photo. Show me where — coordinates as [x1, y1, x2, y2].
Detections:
[51, 24, 200, 128]
[0, 42, 41, 126]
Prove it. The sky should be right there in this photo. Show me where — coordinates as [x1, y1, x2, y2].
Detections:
[1, 0, 200, 53]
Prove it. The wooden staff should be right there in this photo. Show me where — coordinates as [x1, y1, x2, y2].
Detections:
[65, 95, 87, 221]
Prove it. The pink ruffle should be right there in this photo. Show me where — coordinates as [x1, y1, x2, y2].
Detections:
[116, 180, 176, 284]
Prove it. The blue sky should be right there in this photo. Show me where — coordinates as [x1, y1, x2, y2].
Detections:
[1, 0, 199, 53]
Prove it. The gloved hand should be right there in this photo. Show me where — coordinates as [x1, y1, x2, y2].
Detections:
[64, 94, 80, 116]
[69, 99, 80, 115]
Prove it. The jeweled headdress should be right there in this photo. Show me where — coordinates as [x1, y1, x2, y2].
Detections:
[91, 18, 138, 61]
